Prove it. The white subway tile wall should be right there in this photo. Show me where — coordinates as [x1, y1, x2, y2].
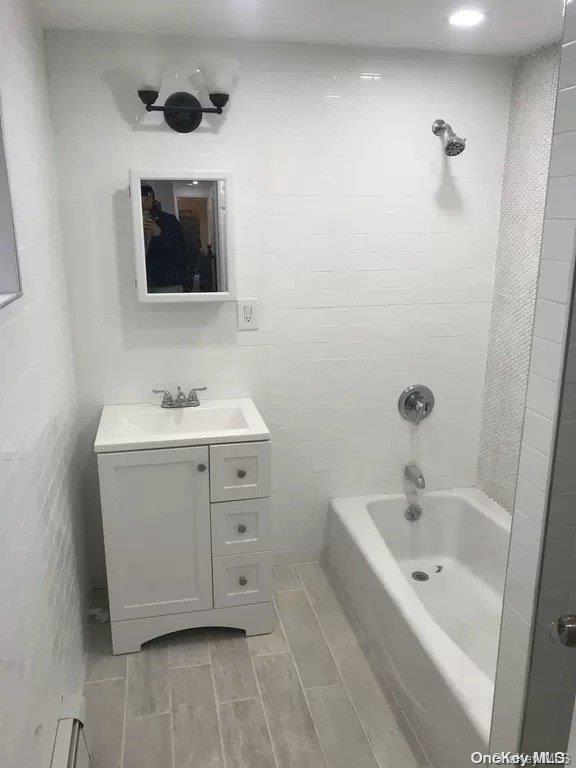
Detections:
[45, 30, 513, 583]
[477, 45, 560, 512]
[0, 2, 86, 766]
[491, 5, 576, 752]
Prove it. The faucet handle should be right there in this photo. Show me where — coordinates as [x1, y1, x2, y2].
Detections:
[187, 387, 207, 406]
[153, 389, 174, 407]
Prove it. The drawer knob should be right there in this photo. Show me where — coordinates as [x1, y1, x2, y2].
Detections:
[197, 463, 207, 472]
[237, 524, 247, 534]
[238, 576, 248, 587]
[237, 469, 246, 479]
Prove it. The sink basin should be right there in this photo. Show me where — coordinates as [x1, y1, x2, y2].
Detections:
[94, 398, 270, 453]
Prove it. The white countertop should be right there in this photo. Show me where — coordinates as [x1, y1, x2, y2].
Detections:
[94, 398, 270, 453]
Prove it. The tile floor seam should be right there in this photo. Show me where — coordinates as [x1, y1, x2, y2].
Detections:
[295, 564, 382, 768]
[120, 672, 129, 768]
[208, 652, 229, 768]
[83, 674, 127, 684]
[167, 651, 176, 768]
[272, 592, 330, 768]
[249, 647, 281, 768]
[170, 660, 208, 670]
[321, 565, 430, 767]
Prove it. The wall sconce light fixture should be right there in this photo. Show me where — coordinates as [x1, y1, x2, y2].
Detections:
[137, 62, 237, 133]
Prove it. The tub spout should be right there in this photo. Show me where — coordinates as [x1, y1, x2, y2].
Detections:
[405, 464, 425, 490]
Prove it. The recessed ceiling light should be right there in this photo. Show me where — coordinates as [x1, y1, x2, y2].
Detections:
[448, 9, 486, 27]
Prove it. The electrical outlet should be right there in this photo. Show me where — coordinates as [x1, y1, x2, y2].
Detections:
[237, 298, 260, 330]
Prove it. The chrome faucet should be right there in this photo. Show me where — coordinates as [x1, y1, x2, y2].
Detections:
[405, 464, 425, 490]
[152, 386, 207, 408]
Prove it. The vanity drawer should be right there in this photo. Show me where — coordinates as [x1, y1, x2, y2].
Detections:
[211, 499, 271, 556]
[210, 442, 271, 502]
[213, 552, 272, 608]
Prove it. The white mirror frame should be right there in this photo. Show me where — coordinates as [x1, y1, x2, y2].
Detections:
[129, 169, 236, 303]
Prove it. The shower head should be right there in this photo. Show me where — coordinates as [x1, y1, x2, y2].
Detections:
[432, 119, 466, 157]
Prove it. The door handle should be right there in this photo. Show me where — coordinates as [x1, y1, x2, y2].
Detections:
[550, 615, 576, 647]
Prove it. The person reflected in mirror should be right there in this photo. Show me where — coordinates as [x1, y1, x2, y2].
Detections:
[141, 184, 191, 292]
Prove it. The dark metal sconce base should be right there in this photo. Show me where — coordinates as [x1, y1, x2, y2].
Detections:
[164, 92, 204, 133]
[137, 88, 229, 133]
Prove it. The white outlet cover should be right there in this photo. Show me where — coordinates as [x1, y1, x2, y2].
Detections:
[237, 298, 260, 330]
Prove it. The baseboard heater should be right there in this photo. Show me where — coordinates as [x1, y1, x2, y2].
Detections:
[51, 694, 90, 768]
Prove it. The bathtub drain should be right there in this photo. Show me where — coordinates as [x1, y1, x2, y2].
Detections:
[412, 571, 429, 582]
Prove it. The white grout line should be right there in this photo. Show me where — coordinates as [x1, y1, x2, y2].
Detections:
[272, 591, 330, 768]
[250, 648, 282, 768]
[83, 675, 127, 684]
[292, 564, 381, 768]
[120, 660, 129, 768]
[167, 650, 176, 768]
[209, 642, 229, 768]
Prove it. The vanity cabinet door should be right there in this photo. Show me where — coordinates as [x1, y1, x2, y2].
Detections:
[98, 446, 212, 621]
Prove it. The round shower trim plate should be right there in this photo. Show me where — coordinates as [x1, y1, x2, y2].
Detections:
[398, 384, 435, 424]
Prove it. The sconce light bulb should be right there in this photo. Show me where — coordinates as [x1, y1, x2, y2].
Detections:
[197, 59, 239, 95]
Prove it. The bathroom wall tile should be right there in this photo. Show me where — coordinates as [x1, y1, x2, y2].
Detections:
[0, 4, 86, 765]
[44, 30, 514, 582]
[564, 3, 576, 45]
[490, 602, 531, 751]
[546, 176, 576, 219]
[510, 507, 543, 557]
[519, 443, 551, 492]
[521, 409, 556, 456]
[526, 373, 561, 419]
[514, 477, 548, 526]
[555, 88, 576, 134]
[537, 260, 573, 304]
[550, 131, 576, 177]
[530, 337, 564, 382]
[533, 299, 569, 343]
[559, 41, 576, 90]
[541, 219, 576, 262]
[505, 573, 535, 624]
[508, 542, 539, 595]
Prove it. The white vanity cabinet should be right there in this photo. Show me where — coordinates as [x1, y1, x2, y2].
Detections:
[94, 399, 273, 655]
[98, 446, 213, 622]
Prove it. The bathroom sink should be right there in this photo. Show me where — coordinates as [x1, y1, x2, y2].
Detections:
[94, 398, 270, 453]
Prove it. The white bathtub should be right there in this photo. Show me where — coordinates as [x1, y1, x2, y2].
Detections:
[325, 487, 510, 768]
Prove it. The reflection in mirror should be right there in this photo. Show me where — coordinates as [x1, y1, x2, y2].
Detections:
[138, 177, 228, 296]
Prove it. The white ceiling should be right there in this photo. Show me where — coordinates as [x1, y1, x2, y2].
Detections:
[33, 0, 565, 55]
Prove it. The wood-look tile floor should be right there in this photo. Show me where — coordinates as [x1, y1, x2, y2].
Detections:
[83, 563, 429, 768]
